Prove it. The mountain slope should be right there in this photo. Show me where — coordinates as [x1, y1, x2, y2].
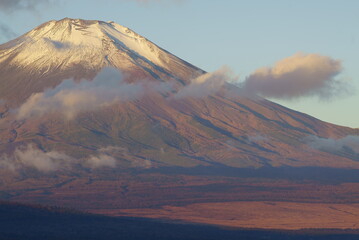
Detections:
[1, 18, 359, 231]
[0, 18, 358, 173]
[0, 18, 202, 104]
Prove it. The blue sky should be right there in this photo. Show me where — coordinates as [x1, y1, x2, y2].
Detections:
[0, 0, 358, 128]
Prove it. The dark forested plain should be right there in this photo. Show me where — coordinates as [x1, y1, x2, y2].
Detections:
[0, 202, 358, 240]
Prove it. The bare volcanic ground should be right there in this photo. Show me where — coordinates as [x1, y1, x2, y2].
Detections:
[104, 201, 359, 230]
[2, 167, 359, 230]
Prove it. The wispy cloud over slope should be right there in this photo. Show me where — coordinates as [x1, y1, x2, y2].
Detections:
[0, 144, 72, 172]
[84, 146, 123, 168]
[0, 145, 128, 173]
[175, 66, 238, 98]
[16, 66, 239, 120]
[17, 68, 144, 120]
[306, 135, 359, 154]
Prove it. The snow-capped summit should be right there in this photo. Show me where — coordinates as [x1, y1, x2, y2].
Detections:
[0, 17, 359, 176]
[0, 18, 201, 83]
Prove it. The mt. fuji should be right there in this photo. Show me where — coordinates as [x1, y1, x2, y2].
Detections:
[0, 18, 359, 230]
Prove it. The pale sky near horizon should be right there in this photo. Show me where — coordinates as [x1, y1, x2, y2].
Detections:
[0, 0, 358, 128]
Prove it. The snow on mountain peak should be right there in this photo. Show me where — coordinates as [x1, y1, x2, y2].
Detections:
[0, 18, 192, 77]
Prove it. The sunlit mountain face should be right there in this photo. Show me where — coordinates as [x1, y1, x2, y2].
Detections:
[0, 18, 359, 231]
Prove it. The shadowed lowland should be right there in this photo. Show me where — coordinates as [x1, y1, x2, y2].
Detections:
[1, 18, 359, 232]
[1, 201, 359, 240]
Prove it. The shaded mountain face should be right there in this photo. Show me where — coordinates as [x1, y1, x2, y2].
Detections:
[0, 17, 358, 179]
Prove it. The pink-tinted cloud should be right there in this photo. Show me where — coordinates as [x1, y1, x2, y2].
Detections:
[175, 66, 238, 98]
[84, 146, 123, 168]
[242, 53, 350, 100]
[16, 68, 144, 120]
[306, 135, 359, 154]
[0, 144, 72, 172]
[0, 144, 159, 173]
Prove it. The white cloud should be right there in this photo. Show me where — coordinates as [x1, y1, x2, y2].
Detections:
[16, 68, 144, 120]
[83, 146, 125, 168]
[242, 53, 350, 100]
[175, 66, 238, 98]
[0, 144, 124, 173]
[306, 135, 359, 154]
[0, 144, 72, 172]
[85, 154, 117, 168]
[16, 67, 241, 120]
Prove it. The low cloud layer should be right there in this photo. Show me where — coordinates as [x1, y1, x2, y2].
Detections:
[306, 135, 359, 154]
[0, 144, 159, 174]
[175, 66, 238, 98]
[0, 145, 127, 173]
[16, 67, 238, 120]
[0, 144, 72, 172]
[242, 53, 349, 100]
[17, 68, 144, 120]
[84, 146, 123, 168]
